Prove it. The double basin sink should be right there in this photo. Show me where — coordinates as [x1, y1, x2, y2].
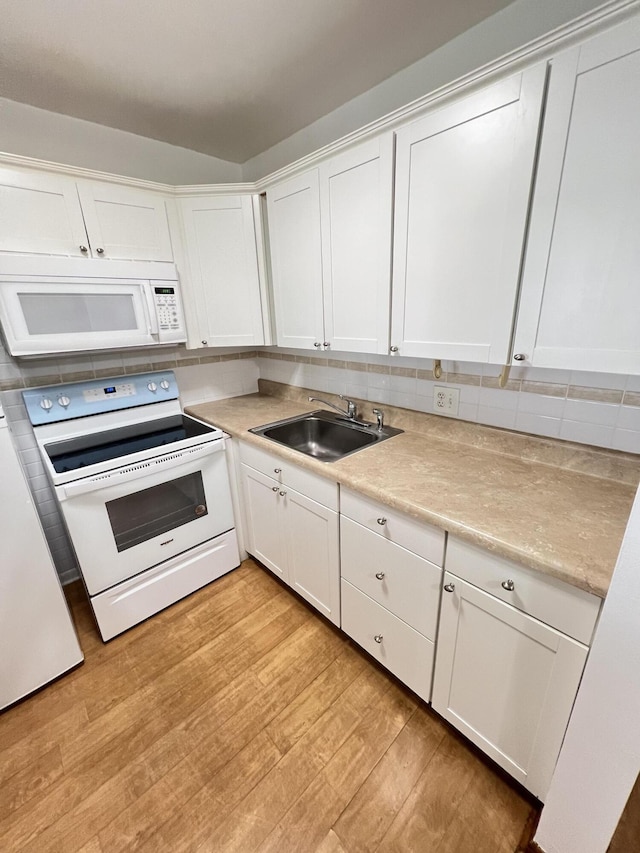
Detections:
[249, 409, 403, 462]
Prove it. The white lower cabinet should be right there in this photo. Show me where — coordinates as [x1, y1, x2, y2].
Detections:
[340, 490, 445, 703]
[432, 538, 601, 800]
[239, 443, 340, 626]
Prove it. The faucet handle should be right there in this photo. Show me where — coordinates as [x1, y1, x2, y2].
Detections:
[372, 408, 384, 430]
[339, 394, 357, 418]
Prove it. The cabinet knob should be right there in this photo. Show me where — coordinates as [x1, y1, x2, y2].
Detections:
[201, 340, 208, 346]
[279, 490, 287, 497]
[323, 342, 330, 348]
[513, 353, 526, 361]
[390, 346, 399, 353]
[313, 342, 322, 348]
[272, 486, 279, 492]
[79, 245, 88, 253]
[501, 579, 515, 591]
[96, 247, 105, 255]
[375, 571, 385, 581]
[274, 468, 282, 474]
[444, 583, 455, 593]
[377, 517, 387, 526]
[373, 634, 383, 644]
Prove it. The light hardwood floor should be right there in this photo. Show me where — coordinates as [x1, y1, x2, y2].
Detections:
[0, 559, 537, 852]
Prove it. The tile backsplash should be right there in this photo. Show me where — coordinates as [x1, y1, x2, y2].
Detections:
[3, 337, 638, 586]
[257, 349, 640, 455]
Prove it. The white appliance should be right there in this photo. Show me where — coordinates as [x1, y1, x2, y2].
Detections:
[24, 371, 240, 641]
[0, 256, 186, 356]
[0, 401, 83, 710]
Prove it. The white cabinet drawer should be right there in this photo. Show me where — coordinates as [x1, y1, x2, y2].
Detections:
[341, 488, 445, 566]
[341, 517, 441, 640]
[446, 537, 601, 645]
[341, 580, 434, 703]
[239, 441, 338, 510]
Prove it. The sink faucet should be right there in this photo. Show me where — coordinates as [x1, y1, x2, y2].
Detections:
[308, 394, 358, 420]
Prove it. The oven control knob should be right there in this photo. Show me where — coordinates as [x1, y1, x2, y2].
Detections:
[57, 395, 71, 409]
[160, 379, 170, 391]
[40, 397, 54, 411]
[147, 382, 158, 393]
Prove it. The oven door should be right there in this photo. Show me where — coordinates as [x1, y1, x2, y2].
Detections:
[56, 441, 234, 595]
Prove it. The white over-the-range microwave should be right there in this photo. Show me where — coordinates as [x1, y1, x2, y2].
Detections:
[0, 256, 187, 357]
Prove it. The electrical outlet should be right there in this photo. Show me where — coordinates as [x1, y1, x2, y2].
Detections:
[434, 385, 459, 416]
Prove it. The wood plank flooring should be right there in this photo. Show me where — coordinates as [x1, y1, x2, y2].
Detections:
[0, 559, 538, 852]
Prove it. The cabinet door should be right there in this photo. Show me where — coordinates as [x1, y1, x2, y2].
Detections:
[179, 195, 266, 347]
[0, 168, 89, 256]
[391, 66, 546, 362]
[319, 135, 393, 354]
[267, 170, 324, 350]
[240, 465, 287, 581]
[284, 486, 340, 626]
[514, 20, 640, 374]
[432, 573, 588, 800]
[77, 181, 174, 262]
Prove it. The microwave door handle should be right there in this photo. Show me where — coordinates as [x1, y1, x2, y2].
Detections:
[142, 284, 159, 336]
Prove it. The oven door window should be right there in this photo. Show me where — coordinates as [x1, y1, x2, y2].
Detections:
[106, 471, 208, 552]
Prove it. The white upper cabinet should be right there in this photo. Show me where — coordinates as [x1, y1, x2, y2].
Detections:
[267, 170, 324, 350]
[390, 66, 546, 363]
[76, 181, 174, 262]
[0, 167, 174, 262]
[266, 134, 394, 354]
[319, 136, 393, 354]
[178, 194, 267, 348]
[0, 168, 89, 257]
[513, 20, 640, 374]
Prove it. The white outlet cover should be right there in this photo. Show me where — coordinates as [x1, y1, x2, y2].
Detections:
[433, 385, 460, 416]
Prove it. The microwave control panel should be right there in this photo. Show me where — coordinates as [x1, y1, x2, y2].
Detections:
[153, 286, 181, 330]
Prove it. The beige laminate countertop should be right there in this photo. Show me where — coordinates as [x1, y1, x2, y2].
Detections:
[187, 393, 637, 598]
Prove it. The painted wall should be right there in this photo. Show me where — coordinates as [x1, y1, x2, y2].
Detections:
[0, 97, 242, 184]
[534, 483, 640, 853]
[242, 0, 611, 180]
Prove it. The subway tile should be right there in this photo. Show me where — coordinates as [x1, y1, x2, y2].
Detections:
[521, 380, 567, 398]
[445, 372, 481, 386]
[567, 385, 623, 404]
[389, 375, 417, 395]
[559, 420, 614, 448]
[389, 390, 417, 409]
[367, 371, 391, 390]
[623, 391, 640, 407]
[625, 375, 640, 393]
[563, 398, 620, 427]
[517, 392, 566, 418]
[612, 429, 640, 454]
[457, 401, 479, 422]
[616, 405, 640, 432]
[481, 376, 521, 392]
[477, 405, 517, 430]
[415, 378, 435, 399]
[458, 385, 481, 406]
[515, 411, 562, 439]
[478, 387, 519, 412]
[389, 366, 416, 378]
[569, 370, 627, 391]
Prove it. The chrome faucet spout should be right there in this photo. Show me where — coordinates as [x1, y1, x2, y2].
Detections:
[308, 395, 358, 421]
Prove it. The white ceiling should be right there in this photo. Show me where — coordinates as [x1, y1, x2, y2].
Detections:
[0, 0, 518, 164]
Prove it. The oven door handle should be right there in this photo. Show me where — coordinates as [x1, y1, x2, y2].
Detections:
[57, 441, 224, 501]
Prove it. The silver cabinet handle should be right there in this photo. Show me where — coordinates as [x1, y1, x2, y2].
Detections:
[272, 486, 279, 492]
[201, 340, 208, 345]
[390, 345, 399, 353]
[313, 342, 322, 348]
[377, 517, 387, 526]
[375, 571, 385, 580]
[501, 579, 515, 591]
[513, 353, 526, 361]
[323, 342, 330, 348]
[274, 468, 281, 474]
[96, 247, 105, 255]
[374, 634, 383, 644]
[279, 490, 286, 497]
[79, 245, 88, 253]
[444, 583, 455, 593]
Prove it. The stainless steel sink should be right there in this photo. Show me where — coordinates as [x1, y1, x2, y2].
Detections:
[249, 409, 403, 462]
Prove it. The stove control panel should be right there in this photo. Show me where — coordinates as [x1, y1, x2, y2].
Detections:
[23, 371, 179, 425]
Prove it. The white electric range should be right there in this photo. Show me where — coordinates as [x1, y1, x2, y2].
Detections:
[23, 371, 240, 641]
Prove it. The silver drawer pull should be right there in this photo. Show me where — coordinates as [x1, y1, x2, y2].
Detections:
[279, 490, 287, 497]
[374, 634, 383, 644]
[377, 517, 387, 526]
[274, 468, 282, 474]
[272, 486, 279, 492]
[501, 579, 515, 591]
[444, 583, 455, 593]
[375, 571, 385, 581]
